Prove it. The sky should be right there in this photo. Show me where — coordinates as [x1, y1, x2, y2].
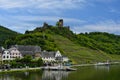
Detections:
[0, 0, 120, 34]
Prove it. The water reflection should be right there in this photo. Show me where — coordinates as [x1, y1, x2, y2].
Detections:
[24, 72, 29, 76]
[0, 71, 42, 80]
[0, 74, 11, 80]
[0, 65, 120, 80]
[42, 70, 70, 80]
[94, 65, 110, 72]
[0, 70, 70, 80]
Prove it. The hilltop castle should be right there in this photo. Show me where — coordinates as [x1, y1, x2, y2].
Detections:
[43, 19, 70, 29]
[57, 19, 64, 27]
[25, 19, 70, 34]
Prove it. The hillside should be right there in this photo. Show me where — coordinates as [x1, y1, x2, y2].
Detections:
[77, 32, 120, 54]
[26, 26, 120, 55]
[0, 25, 19, 46]
[4, 25, 120, 64]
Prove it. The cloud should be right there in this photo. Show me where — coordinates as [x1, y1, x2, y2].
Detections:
[72, 20, 120, 34]
[11, 15, 85, 23]
[0, 0, 87, 10]
[109, 8, 120, 14]
[91, 0, 117, 3]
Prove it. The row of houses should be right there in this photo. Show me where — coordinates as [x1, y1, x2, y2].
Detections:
[0, 45, 69, 63]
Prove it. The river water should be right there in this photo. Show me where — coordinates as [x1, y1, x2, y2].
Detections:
[0, 65, 120, 80]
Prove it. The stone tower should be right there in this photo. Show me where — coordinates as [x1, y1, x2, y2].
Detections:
[43, 22, 48, 28]
[58, 19, 63, 27]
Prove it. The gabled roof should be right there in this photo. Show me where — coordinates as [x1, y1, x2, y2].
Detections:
[8, 47, 18, 52]
[11, 45, 41, 56]
[41, 51, 56, 58]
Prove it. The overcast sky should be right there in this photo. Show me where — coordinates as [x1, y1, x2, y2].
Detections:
[0, 0, 120, 34]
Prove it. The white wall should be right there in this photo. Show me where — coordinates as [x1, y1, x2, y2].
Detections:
[2, 50, 11, 61]
[10, 48, 22, 59]
[55, 51, 62, 57]
[63, 57, 69, 62]
[42, 57, 56, 62]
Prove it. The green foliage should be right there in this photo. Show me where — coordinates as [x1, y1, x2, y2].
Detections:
[0, 25, 19, 47]
[5, 32, 57, 51]
[2, 25, 120, 64]
[77, 32, 120, 54]
[21, 55, 32, 63]
[10, 57, 43, 68]
[36, 58, 43, 66]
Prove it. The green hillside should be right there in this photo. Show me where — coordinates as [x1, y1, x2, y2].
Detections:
[52, 35, 114, 64]
[0, 25, 19, 46]
[4, 26, 120, 64]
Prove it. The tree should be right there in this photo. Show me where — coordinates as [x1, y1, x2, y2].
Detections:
[37, 58, 43, 66]
[21, 55, 32, 63]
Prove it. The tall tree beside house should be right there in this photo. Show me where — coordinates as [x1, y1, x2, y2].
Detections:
[21, 55, 32, 63]
[37, 58, 43, 66]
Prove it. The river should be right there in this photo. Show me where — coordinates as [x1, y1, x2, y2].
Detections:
[0, 64, 120, 80]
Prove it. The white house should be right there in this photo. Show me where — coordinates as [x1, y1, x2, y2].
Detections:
[1, 45, 41, 61]
[55, 51, 62, 57]
[12, 45, 41, 59]
[41, 50, 63, 62]
[2, 49, 11, 61]
[2, 47, 22, 61]
[41, 50, 69, 62]
[41, 50, 56, 62]
[8, 47, 22, 60]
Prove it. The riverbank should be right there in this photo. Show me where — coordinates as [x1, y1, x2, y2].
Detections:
[0, 62, 120, 73]
[0, 67, 41, 73]
[72, 61, 120, 67]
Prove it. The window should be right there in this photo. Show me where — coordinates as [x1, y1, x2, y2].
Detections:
[7, 56, 9, 58]
[7, 52, 9, 54]
[3, 56, 5, 58]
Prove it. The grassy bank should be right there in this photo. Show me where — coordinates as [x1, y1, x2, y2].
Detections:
[0, 67, 41, 74]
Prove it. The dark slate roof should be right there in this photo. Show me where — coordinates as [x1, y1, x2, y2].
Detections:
[8, 47, 17, 52]
[41, 51, 56, 58]
[12, 45, 41, 56]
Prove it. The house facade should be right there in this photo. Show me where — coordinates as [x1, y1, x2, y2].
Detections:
[41, 50, 69, 62]
[12, 45, 41, 59]
[1, 45, 41, 61]
[41, 50, 56, 62]
[0, 45, 69, 64]
[8, 47, 22, 60]
[2, 49, 11, 61]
